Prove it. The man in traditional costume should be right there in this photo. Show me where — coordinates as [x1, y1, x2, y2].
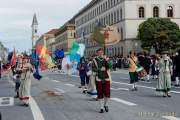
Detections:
[92, 48, 112, 113]
[128, 51, 138, 91]
[18, 54, 33, 106]
[156, 51, 173, 97]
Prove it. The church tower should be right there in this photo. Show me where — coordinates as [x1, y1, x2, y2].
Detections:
[31, 13, 38, 48]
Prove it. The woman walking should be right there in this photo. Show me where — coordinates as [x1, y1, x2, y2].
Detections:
[18, 54, 33, 106]
[156, 51, 173, 97]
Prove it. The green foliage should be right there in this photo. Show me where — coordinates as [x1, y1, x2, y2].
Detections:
[91, 26, 105, 46]
[138, 18, 180, 53]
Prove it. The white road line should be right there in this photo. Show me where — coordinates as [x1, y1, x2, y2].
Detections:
[112, 81, 180, 94]
[54, 88, 65, 93]
[52, 80, 60, 83]
[65, 84, 75, 87]
[58, 72, 79, 78]
[162, 116, 180, 120]
[111, 87, 129, 91]
[0, 97, 14, 106]
[8, 79, 45, 120]
[70, 74, 79, 77]
[110, 98, 137, 106]
[29, 97, 45, 120]
[111, 70, 129, 75]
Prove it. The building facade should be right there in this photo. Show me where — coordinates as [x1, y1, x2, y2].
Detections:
[75, 0, 180, 57]
[54, 19, 76, 53]
[35, 29, 59, 56]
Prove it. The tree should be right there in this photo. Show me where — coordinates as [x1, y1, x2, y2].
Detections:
[138, 18, 180, 53]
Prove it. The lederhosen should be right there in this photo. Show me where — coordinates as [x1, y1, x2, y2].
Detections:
[93, 57, 110, 99]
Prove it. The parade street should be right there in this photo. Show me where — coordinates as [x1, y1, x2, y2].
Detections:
[0, 69, 180, 120]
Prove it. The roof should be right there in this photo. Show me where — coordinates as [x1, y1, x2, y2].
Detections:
[74, 0, 100, 18]
[46, 29, 59, 35]
[32, 13, 38, 26]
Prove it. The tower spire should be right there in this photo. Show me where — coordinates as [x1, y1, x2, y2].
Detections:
[32, 13, 38, 27]
[31, 13, 39, 49]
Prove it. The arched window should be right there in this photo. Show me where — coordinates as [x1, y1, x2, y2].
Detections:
[167, 6, 173, 17]
[139, 7, 145, 18]
[153, 6, 159, 17]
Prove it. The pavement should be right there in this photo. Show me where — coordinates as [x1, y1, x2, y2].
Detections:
[0, 69, 180, 120]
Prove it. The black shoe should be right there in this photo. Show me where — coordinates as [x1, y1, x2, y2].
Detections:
[14, 95, 19, 98]
[23, 103, 29, 107]
[175, 84, 180, 87]
[163, 94, 167, 97]
[82, 90, 87, 94]
[104, 106, 109, 112]
[134, 87, 138, 91]
[99, 109, 104, 113]
[130, 88, 136, 91]
[167, 94, 171, 97]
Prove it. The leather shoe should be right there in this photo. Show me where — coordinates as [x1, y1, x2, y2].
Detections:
[99, 109, 104, 113]
[104, 106, 109, 112]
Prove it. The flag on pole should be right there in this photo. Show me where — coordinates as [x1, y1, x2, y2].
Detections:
[10, 48, 16, 66]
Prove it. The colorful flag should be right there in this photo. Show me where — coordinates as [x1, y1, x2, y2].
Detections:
[10, 48, 16, 66]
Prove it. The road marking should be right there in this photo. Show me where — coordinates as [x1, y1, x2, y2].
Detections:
[52, 80, 59, 83]
[54, 88, 65, 93]
[111, 87, 129, 91]
[58, 72, 79, 78]
[112, 81, 180, 94]
[8, 79, 45, 120]
[162, 116, 180, 120]
[69, 74, 79, 78]
[29, 97, 45, 120]
[0, 97, 14, 107]
[111, 70, 129, 74]
[65, 84, 75, 87]
[111, 98, 137, 106]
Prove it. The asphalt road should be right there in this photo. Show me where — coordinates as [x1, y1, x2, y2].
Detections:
[0, 69, 180, 120]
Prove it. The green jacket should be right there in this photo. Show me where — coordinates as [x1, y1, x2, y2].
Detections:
[92, 56, 112, 80]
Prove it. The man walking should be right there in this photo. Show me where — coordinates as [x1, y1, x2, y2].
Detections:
[92, 48, 112, 113]
[174, 50, 180, 87]
[128, 51, 138, 91]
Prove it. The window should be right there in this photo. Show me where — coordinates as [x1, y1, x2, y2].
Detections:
[105, 2, 108, 10]
[109, 14, 111, 25]
[106, 15, 108, 25]
[121, 28, 123, 40]
[108, 0, 110, 9]
[117, 9, 120, 21]
[120, 8, 123, 20]
[153, 6, 159, 17]
[114, 11, 117, 23]
[139, 7, 145, 18]
[111, 13, 114, 24]
[111, 0, 113, 7]
[167, 6, 173, 17]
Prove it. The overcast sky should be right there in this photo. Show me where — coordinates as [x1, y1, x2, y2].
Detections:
[0, 0, 91, 52]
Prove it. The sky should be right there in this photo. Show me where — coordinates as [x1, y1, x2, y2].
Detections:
[0, 0, 91, 52]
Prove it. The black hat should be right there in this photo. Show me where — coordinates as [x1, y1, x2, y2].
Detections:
[96, 48, 104, 52]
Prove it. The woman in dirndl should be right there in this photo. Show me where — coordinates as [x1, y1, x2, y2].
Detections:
[156, 51, 173, 97]
[19, 54, 33, 106]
